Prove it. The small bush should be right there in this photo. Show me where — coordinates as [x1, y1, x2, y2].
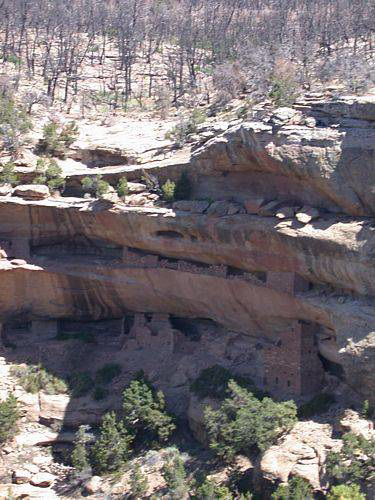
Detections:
[271, 476, 314, 499]
[116, 177, 128, 198]
[96, 363, 122, 385]
[39, 120, 78, 157]
[93, 386, 108, 401]
[297, 392, 335, 419]
[91, 411, 133, 474]
[174, 170, 193, 201]
[71, 425, 93, 471]
[191, 365, 266, 401]
[268, 59, 300, 107]
[165, 109, 206, 147]
[81, 175, 110, 198]
[129, 464, 149, 498]
[361, 399, 373, 419]
[162, 450, 190, 500]
[33, 158, 65, 192]
[0, 163, 18, 186]
[68, 371, 95, 398]
[0, 394, 20, 444]
[10, 364, 68, 395]
[327, 484, 365, 500]
[195, 478, 234, 499]
[162, 179, 176, 202]
[0, 93, 31, 152]
[326, 432, 375, 485]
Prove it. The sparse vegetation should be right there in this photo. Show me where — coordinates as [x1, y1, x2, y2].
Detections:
[174, 170, 193, 201]
[165, 110, 206, 146]
[0, 394, 20, 444]
[327, 484, 365, 500]
[71, 425, 93, 472]
[195, 478, 234, 499]
[271, 476, 314, 499]
[10, 364, 68, 395]
[123, 377, 176, 443]
[162, 179, 176, 202]
[204, 380, 297, 460]
[81, 175, 110, 198]
[161, 449, 190, 499]
[129, 464, 149, 498]
[91, 411, 133, 474]
[116, 177, 128, 198]
[33, 158, 65, 191]
[0, 93, 31, 152]
[95, 363, 122, 385]
[68, 371, 95, 398]
[326, 433, 375, 486]
[38, 120, 78, 157]
[191, 365, 266, 400]
[0, 163, 18, 186]
[297, 392, 335, 419]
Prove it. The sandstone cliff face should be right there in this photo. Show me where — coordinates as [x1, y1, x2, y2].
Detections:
[0, 96, 375, 405]
[191, 96, 375, 217]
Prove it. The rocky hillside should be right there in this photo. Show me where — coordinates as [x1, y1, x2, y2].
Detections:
[0, 93, 375, 497]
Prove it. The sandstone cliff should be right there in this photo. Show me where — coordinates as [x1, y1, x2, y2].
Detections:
[1, 95, 375, 408]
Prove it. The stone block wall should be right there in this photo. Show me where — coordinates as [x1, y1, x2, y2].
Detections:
[31, 320, 59, 339]
[263, 320, 324, 397]
[267, 271, 310, 294]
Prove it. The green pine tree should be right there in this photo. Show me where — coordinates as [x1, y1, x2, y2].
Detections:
[162, 451, 189, 500]
[0, 394, 20, 443]
[327, 484, 365, 500]
[123, 379, 175, 443]
[129, 464, 149, 498]
[91, 412, 133, 474]
[71, 425, 92, 471]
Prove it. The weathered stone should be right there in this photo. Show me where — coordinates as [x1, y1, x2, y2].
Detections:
[83, 476, 102, 495]
[296, 206, 320, 224]
[127, 182, 147, 193]
[10, 259, 27, 266]
[258, 421, 342, 491]
[14, 184, 50, 200]
[30, 472, 56, 488]
[269, 107, 299, 126]
[0, 184, 13, 196]
[258, 200, 280, 217]
[173, 200, 210, 213]
[206, 201, 230, 216]
[275, 207, 295, 219]
[244, 198, 265, 214]
[12, 469, 32, 484]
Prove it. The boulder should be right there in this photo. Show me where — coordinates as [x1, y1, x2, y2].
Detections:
[269, 107, 300, 126]
[276, 207, 296, 219]
[0, 183, 13, 196]
[12, 469, 32, 484]
[10, 259, 27, 266]
[257, 421, 342, 491]
[83, 476, 102, 495]
[340, 410, 375, 439]
[206, 201, 230, 216]
[127, 182, 147, 194]
[173, 200, 210, 213]
[258, 200, 280, 217]
[14, 184, 50, 200]
[244, 197, 265, 214]
[30, 472, 56, 488]
[296, 206, 320, 224]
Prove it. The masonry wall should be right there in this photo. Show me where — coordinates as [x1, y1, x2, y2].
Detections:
[263, 320, 324, 397]
[267, 271, 310, 294]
